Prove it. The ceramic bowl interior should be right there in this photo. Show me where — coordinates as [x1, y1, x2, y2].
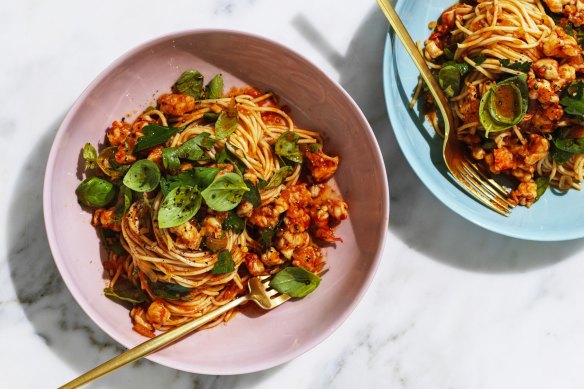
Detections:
[384, 0, 584, 241]
[44, 29, 389, 374]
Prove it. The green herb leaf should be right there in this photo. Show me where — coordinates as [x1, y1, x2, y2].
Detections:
[263, 166, 293, 190]
[204, 112, 219, 122]
[223, 211, 245, 234]
[275, 131, 303, 163]
[96, 146, 130, 179]
[201, 172, 249, 211]
[260, 227, 275, 252]
[104, 278, 147, 304]
[75, 176, 116, 208]
[83, 143, 97, 169]
[98, 227, 126, 255]
[123, 159, 160, 192]
[206, 74, 224, 100]
[551, 145, 573, 163]
[215, 145, 247, 176]
[552, 137, 584, 153]
[158, 186, 202, 228]
[499, 58, 532, 73]
[443, 46, 455, 60]
[175, 69, 205, 99]
[560, 81, 584, 116]
[211, 249, 235, 274]
[473, 55, 487, 66]
[160, 167, 222, 195]
[134, 124, 182, 152]
[113, 184, 132, 222]
[308, 143, 322, 153]
[269, 267, 321, 298]
[242, 179, 261, 206]
[535, 176, 549, 202]
[443, 60, 470, 76]
[438, 65, 461, 97]
[215, 111, 239, 140]
[150, 281, 193, 301]
[162, 132, 215, 172]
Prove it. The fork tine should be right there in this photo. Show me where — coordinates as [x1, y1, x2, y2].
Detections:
[462, 159, 515, 202]
[452, 166, 511, 216]
[460, 161, 515, 209]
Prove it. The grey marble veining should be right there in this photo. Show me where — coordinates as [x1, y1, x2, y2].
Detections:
[3, 0, 584, 388]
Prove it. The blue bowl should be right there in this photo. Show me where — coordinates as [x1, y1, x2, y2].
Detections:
[383, 0, 584, 241]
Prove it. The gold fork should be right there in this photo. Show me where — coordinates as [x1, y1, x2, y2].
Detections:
[376, 0, 515, 216]
[59, 276, 290, 389]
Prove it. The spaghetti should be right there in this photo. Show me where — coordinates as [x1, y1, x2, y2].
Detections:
[421, 0, 584, 206]
[77, 71, 348, 337]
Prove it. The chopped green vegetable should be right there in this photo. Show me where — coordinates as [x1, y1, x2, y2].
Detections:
[275, 131, 303, 163]
[204, 112, 219, 122]
[242, 179, 261, 206]
[560, 81, 584, 116]
[211, 249, 236, 274]
[438, 65, 461, 97]
[551, 144, 573, 164]
[552, 137, 584, 153]
[123, 159, 160, 192]
[150, 281, 193, 300]
[201, 172, 249, 211]
[75, 176, 116, 208]
[175, 69, 205, 99]
[83, 143, 97, 169]
[479, 74, 528, 136]
[96, 146, 130, 178]
[260, 227, 276, 252]
[223, 211, 245, 234]
[263, 166, 293, 190]
[442, 60, 470, 76]
[134, 124, 182, 152]
[269, 267, 320, 298]
[308, 143, 322, 153]
[158, 185, 202, 228]
[535, 176, 549, 202]
[162, 132, 214, 172]
[104, 278, 147, 304]
[473, 55, 487, 66]
[499, 58, 532, 73]
[206, 74, 224, 100]
[215, 108, 239, 140]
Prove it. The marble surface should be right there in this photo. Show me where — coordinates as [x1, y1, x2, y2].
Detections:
[3, 0, 584, 388]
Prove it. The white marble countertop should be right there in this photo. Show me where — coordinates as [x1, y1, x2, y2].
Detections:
[3, 0, 584, 388]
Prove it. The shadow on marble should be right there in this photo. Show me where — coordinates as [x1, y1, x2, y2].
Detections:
[292, 4, 584, 274]
[5, 117, 286, 388]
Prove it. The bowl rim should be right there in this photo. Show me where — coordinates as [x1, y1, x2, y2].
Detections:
[43, 28, 390, 374]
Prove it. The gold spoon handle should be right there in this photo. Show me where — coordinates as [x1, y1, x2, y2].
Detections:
[376, 0, 451, 120]
[59, 295, 249, 389]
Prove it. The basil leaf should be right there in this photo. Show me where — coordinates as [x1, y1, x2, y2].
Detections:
[96, 146, 130, 178]
[134, 124, 182, 152]
[204, 112, 219, 122]
[206, 74, 224, 100]
[223, 211, 245, 234]
[264, 166, 293, 190]
[535, 176, 549, 202]
[552, 137, 584, 153]
[560, 81, 584, 116]
[175, 69, 205, 99]
[551, 143, 573, 163]
[123, 159, 160, 192]
[473, 55, 487, 66]
[499, 58, 532, 73]
[104, 278, 147, 304]
[162, 133, 215, 173]
[158, 186, 202, 228]
[113, 184, 132, 221]
[150, 281, 193, 301]
[215, 111, 239, 140]
[269, 267, 320, 298]
[76, 176, 116, 208]
[438, 65, 461, 97]
[98, 227, 126, 255]
[160, 167, 222, 195]
[442, 61, 470, 76]
[242, 179, 261, 206]
[83, 143, 97, 169]
[201, 172, 249, 211]
[308, 143, 322, 153]
[260, 227, 275, 252]
[275, 131, 303, 163]
[211, 249, 235, 274]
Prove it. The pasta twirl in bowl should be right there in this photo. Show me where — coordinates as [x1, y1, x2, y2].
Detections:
[43, 30, 389, 374]
[384, 0, 584, 241]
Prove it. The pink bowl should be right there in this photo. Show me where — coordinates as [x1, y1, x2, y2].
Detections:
[43, 29, 389, 374]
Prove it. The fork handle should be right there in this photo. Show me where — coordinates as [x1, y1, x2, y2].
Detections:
[59, 294, 250, 389]
[376, 0, 452, 120]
